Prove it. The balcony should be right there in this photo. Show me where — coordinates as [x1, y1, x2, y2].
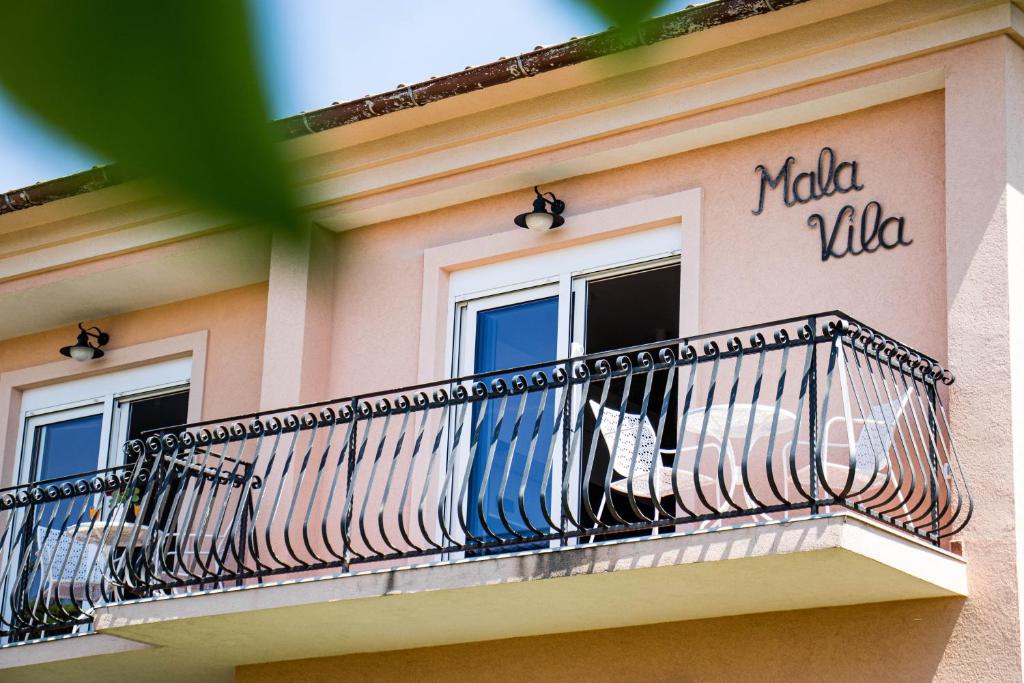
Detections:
[0, 312, 972, 666]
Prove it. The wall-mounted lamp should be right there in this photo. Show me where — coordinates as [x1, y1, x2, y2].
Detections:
[514, 186, 566, 231]
[60, 323, 110, 361]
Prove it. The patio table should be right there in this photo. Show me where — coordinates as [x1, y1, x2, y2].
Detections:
[64, 520, 150, 546]
[683, 403, 797, 506]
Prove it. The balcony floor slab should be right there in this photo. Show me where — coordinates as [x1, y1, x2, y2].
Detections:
[0, 513, 966, 682]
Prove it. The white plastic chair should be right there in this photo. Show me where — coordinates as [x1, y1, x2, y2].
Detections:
[589, 401, 717, 523]
[797, 351, 917, 519]
[827, 396, 908, 472]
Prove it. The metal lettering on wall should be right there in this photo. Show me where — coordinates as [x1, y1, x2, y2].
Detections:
[752, 146, 912, 261]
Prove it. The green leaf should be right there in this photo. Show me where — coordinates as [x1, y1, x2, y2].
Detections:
[570, 0, 667, 30]
[0, 0, 297, 232]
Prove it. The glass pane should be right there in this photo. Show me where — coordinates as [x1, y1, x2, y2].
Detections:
[125, 390, 189, 442]
[30, 414, 103, 572]
[468, 296, 558, 546]
[34, 414, 103, 483]
[123, 390, 189, 527]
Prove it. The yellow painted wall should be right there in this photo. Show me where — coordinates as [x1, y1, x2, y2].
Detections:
[237, 597, 969, 682]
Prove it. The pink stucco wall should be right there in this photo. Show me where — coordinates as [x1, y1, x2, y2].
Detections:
[238, 598, 967, 683]
[0, 283, 268, 423]
[327, 91, 946, 398]
[1, 23, 1021, 682]
[300, 79, 1015, 682]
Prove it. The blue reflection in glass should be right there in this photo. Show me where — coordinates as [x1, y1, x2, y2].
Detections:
[35, 414, 103, 483]
[30, 414, 103, 567]
[467, 297, 558, 547]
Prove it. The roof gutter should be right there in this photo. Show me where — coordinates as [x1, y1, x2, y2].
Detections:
[0, 0, 811, 216]
[273, 0, 811, 138]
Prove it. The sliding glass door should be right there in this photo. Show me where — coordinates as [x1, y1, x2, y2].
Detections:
[452, 258, 683, 547]
[571, 262, 681, 538]
[15, 360, 193, 561]
[22, 405, 107, 538]
[27, 408, 105, 485]
[458, 287, 559, 547]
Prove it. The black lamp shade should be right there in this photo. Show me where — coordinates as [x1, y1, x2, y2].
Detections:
[514, 192, 565, 231]
[60, 326, 109, 361]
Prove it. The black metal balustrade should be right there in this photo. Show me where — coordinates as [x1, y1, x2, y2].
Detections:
[0, 311, 972, 640]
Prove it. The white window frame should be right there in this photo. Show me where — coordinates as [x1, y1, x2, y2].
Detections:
[569, 256, 682, 355]
[22, 403, 107, 483]
[446, 228, 686, 552]
[446, 223, 683, 373]
[454, 284, 561, 380]
[449, 284, 561, 551]
[109, 383, 191, 460]
[15, 358, 191, 485]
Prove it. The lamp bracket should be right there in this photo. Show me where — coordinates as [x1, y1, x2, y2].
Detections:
[77, 322, 110, 346]
[532, 185, 565, 215]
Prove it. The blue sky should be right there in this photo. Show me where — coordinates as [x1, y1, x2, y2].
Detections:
[0, 0, 701, 192]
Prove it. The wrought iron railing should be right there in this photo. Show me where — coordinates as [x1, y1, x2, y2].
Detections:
[0, 311, 972, 639]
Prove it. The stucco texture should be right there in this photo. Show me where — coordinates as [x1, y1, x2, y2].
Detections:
[315, 74, 1016, 680]
[236, 597, 964, 683]
[296, 90, 1000, 682]
[0, 282, 268, 422]
[328, 91, 947, 398]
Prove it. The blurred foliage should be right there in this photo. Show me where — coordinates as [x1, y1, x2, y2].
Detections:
[0, 0, 665, 234]
[574, 0, 668, 30]
[0, 0, 297, 232]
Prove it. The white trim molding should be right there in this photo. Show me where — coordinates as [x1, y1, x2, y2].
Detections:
[418, 189, 702, 383]
[0, 330, 208, 488]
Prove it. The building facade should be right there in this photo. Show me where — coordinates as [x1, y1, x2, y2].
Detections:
[0, 0, 1021, 680]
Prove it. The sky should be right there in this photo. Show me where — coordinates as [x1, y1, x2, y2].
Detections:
[0, 0, 704, 193]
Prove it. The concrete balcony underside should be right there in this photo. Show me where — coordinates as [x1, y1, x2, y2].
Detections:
[0, 513, 966, 682]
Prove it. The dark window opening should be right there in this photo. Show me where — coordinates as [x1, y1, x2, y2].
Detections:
[581, 263, 681, 539]
[125, 390, 189, 443]
[123, 390, 189, 527]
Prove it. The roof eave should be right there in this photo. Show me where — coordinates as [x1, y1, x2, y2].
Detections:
[0, 0, 812, 217]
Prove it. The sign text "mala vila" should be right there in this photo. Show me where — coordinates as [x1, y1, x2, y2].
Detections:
[752, 146, 911, 261]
